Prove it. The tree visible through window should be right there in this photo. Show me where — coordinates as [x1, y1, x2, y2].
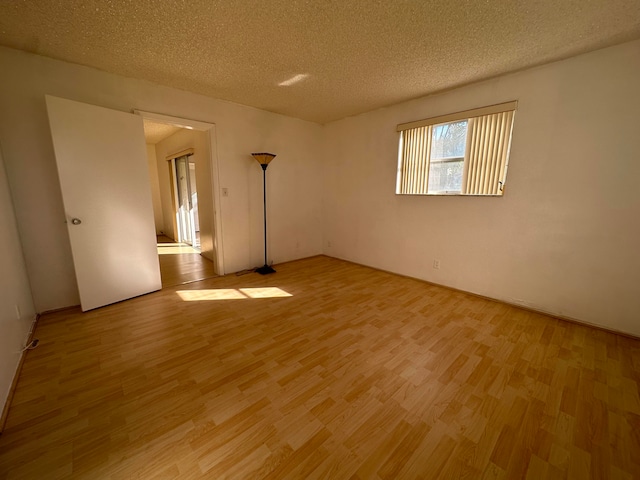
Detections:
[428, 120, 468, 193]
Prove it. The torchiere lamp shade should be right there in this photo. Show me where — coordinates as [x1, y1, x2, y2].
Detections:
[251, 153, 276, 166]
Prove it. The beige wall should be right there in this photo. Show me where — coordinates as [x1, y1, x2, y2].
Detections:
[145, 144, 163, 235]
[322, 40, 640, 336]
[0, 146, 36, 411]
[0, 46, 324, 312]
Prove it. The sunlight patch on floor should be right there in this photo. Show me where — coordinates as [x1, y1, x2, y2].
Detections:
[177, 287, 292, 301]
[157, 243, 199, 255]
[240, 287, 293, 299]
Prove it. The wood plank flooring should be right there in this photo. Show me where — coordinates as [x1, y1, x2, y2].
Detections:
[156, 235, 217, 288]
[1, 256, 639, 479]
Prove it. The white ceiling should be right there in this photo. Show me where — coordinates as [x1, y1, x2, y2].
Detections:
[1, 0, 639, 124]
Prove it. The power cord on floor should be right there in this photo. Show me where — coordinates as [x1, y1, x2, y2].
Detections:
[235, 268, 257, 276]
[22, 339, 39, 352]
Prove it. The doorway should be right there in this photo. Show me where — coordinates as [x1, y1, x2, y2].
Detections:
[140, 113, 224, 288]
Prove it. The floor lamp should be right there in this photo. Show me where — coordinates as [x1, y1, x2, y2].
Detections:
[252, 153, 276, 274]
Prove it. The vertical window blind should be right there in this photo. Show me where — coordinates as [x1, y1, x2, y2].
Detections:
[398, 125, 432, 195]
[463, 110, 514, 195]
[396, 101, 516, 195]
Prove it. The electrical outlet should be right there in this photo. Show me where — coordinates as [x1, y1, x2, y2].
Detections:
[327, 241, 332, 248]
[221, 188, 229, 197]
[15, 304, 21, 320]
[433, 260, 440, 269]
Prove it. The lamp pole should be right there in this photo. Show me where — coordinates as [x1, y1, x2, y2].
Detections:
[260, 163, 270, 271]
[252, 153, 276, 274]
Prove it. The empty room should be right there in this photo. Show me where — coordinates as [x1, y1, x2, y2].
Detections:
[1, 1, 639, 478]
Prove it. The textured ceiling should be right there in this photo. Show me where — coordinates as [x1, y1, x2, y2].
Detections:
[1, 0, 639, 123]
[142, 120, 181, 145]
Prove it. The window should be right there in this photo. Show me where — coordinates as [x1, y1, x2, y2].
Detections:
[396, 101, 516, 195]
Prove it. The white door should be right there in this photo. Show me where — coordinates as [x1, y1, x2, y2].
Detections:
[46, 95, 162, 311]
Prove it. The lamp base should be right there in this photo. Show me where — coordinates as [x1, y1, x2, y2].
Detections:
[256, 264, 276, 275]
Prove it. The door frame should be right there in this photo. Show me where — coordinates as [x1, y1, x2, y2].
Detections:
[135, 110, 225, 275]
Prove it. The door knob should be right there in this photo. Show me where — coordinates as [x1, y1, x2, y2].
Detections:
[71, 218, 82, 225]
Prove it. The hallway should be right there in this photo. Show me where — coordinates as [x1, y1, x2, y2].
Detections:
[157, 235, 217, 287]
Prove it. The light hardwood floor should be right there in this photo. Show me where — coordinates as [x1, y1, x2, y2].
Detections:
[1, 256, 639, 479]
[156, 235, 217, 288]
